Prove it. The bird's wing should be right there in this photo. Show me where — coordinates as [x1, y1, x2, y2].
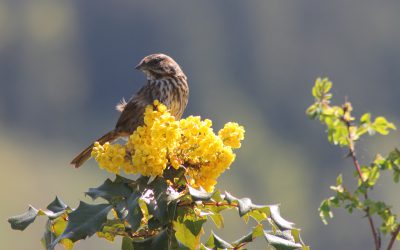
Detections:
[115, 97, 127, 112]
[115, 84, 153, 134]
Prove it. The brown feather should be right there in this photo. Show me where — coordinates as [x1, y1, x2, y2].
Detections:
[71, 130, 118, 168]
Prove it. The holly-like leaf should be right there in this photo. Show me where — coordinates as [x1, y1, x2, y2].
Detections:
[8, 205, 39, 231]
[86, 178, 132, 201]
[41, 220, 56, 249]
[208, 212, 224, 229]
[270, 205, 295, 230]
[205, 231, 233, 249]
[174, 219, 205, 250]
[232, 224, 264, 246]
[47, 196, 68, 213]
[224, 191, 238, 204]
[264, 231, 302, 250]
[51, 201, 112, 248]
[145, 177, 169, 225]
[121, 237, 134, 250]
[188, 185, 214, 201]
[125, 192, 143, 231]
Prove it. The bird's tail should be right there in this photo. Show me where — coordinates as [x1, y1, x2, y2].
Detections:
[71, 130, 118, 168]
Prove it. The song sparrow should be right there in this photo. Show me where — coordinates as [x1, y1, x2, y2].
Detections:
[71, 54, 189, 168]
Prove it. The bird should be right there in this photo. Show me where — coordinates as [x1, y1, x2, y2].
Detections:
[71, 53, 189, 168]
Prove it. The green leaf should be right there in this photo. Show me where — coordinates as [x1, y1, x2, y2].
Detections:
[146, 178, 169, 224]
[8, 205, 39, 231]
[211, 189, 223, 202]
[51, 201, 112, 247]
[150, 229, 170, 250]
[319, 200, 333, 225]
[264, 231, 302, 250]
[224, 191, 238, 204]
[173, 221, 201, 250]
[291, 229, 301, 243]
[97, 219, 125, 242]
[247, 209, 269, 223]
[121, 237, 134, 250]
[367, 165, 380, 186]
[41, 220, 56, 249]
[372, 116, 396, 135]
[336, 174, 343, 186]
[125, 192, 143, 231]
[47, 196, 68, 213]
[86, 178, 132, 201]
[270, 205, 295, 230]
[208, 212, 224, 229]
[232, 224, 264, 246]
[237, 197, 253, 217]
[188, 185, 214, 201]
[360, 113, 371, 123]
[205, 231, 233, 249]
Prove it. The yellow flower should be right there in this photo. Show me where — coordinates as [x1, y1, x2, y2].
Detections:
[92, 101, 245, 192]
[218, 122, 245, 148]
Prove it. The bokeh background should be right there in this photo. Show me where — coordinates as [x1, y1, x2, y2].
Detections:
[1, 1, 400, 249]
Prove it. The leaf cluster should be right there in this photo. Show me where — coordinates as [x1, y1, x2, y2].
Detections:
[9, 167, 308, 250]
[307, 78, 400, 248]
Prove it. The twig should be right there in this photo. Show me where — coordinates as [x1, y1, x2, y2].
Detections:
[177, 201, 238, 208]
[344, 119, 380, 250]
[387, 225, 400, 250]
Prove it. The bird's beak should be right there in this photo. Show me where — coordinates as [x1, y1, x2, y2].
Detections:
[135, 60, 145, 70]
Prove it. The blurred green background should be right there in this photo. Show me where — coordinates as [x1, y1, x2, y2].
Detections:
[1, 1, 400, 249]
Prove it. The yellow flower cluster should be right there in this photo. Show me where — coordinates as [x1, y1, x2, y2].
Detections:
[91, 100, 245, 192]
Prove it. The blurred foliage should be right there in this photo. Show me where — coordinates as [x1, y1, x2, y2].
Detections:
[307, 78, 400, 249]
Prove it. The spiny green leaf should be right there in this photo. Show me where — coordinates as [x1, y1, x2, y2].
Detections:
[232, 224, 264, 246]
[86, 178, 132, 201]
[150, 229, 171, 250]
[264, 231, 302, 250]
[270, 205, 295, 230]
[51, 201, 112, 247]
[125, 192, 143, 231]
[144, 177, 169, 225]
[224, 191, 238, 204]
[211, 189, 223, 202]
[8, 205, 39, 231]
[97, 219, 125, 242]
[208, 212, 224, 229]
[188, 185, 214, 201]
[173, 221, 201, 250]
[121, 237, 134, 250]
[237, 197, 253, 217]
[41, 220, 56, 249]
[205, 231, 233, 249]
[128, 229, 174, 250]
[47, 196, 68, 213]
[247, 209, 269, 223]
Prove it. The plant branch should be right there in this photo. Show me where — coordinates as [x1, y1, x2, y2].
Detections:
[344, 118, 380, 250]
[177, 201, 238, 208]
[387, 225, 400, 250]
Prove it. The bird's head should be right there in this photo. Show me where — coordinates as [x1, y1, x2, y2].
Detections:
[135, 54, 185, 80]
